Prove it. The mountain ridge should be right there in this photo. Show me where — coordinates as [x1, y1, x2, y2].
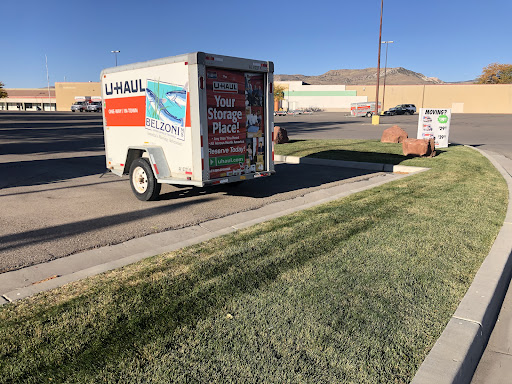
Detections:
[275, 67, 446, 85]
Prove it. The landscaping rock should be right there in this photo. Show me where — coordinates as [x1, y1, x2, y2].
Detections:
[274, 126, 289, 144]
[381, 125, 408, 143]
[402, 138, 436, 157]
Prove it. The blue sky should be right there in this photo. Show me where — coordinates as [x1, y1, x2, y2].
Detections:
[2, 0, 511, 88]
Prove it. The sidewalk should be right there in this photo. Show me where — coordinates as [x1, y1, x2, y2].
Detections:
[470, 152, 512, 384]
[412, 148, 512, 384]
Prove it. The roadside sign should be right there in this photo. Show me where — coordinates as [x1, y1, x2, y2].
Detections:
[417, 108, 451, 148]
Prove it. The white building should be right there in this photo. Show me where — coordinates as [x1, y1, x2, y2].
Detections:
[276, 81, 367, 112]
[0, 88, 56, 111]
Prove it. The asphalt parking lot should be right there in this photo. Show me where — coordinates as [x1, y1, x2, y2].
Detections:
[0, 112, 379, 273]
[1, 111, 511, 273]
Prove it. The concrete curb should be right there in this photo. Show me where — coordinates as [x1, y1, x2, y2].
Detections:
[1, 158, 427, 305]
[412, 147, 512, 384]
[274, 154, 429, 174]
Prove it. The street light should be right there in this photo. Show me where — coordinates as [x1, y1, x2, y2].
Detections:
[111, 50, 120, 66]
[381, 41, 394, 113]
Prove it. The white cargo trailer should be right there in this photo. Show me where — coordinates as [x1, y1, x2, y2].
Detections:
[350, 102, 381, 117]
[101, 52, 275, 201]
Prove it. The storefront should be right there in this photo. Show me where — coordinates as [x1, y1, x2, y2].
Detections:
[0, 89, 56, 111]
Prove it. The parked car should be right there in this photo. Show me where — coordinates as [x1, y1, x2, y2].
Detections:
[86, 101, 103, 112]
[71, 101, 87, 112]
[274, 110, 287, 116]
[383, 107, 406, 116]
[396, 104, 416, 114]
[384, 105, 416, 116]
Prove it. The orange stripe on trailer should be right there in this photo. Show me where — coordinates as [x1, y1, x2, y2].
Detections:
[104, 96, 145, 127]
[185, 93, 191, 127]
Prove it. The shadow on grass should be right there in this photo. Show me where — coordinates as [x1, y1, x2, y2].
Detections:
[12, 210, 379, 381]
[305, 149, 411, 165]
[286, 145, 448, 166]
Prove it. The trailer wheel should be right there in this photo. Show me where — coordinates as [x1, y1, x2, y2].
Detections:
[365, 112, 372, 117]
[129, 158, 161, 201]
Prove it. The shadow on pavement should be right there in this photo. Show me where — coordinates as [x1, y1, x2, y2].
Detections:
[0, 155, 106, 189]
[0, 196, 215, 272]
[218, 162, 377, 198]
[275, 120, 354, 135]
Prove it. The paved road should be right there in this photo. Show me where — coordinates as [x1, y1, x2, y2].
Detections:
[0, 111, 376, 272]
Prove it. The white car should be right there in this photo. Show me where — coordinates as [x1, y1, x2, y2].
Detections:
[86, 101, 102, 112]
[70, 101, 87, 112]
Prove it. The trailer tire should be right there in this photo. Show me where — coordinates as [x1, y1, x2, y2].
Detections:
[365, 112, 372, 117]
[129, 158, 161, 201]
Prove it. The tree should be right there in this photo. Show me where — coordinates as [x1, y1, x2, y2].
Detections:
[274, 84, 286, 102]
[0, 82, 7, 99]
[477, 63, 512, 84]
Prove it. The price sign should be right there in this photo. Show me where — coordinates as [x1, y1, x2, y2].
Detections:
[417, 108, 451, 148]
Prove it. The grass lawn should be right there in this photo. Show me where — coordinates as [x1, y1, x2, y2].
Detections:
[0, 141, 508, 383]
[276, 138, 438, 164]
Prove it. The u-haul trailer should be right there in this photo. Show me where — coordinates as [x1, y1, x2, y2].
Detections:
[350, 102, 381, 117]
[101, 52, 275, 201]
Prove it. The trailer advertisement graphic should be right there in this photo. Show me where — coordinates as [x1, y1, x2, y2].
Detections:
[145, 80, 187, 141]
[206, 68, 266, 179]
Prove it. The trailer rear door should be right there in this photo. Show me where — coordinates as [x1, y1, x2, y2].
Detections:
[205, 68, 268, 179]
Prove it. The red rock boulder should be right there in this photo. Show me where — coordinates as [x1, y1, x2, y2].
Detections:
[274, 126, 289, 144]
[402, 138, 436, 157]
[381, 125, 408, 143]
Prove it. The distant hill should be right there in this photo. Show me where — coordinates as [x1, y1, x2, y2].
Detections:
[275, 67, 446, 85]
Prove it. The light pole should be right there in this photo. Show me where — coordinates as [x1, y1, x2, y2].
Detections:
[111, 50, 120, 66]
[45, 55, 51, 111]
[381, 41, 393, 113]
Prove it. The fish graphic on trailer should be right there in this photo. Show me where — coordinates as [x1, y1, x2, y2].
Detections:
[165, 90, 187, 108]
[146, 88, 183, 126]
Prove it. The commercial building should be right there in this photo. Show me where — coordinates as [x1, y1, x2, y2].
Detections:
[2, 81, 511, 114]
[277, 81, 367, 112]
[0, 82, 101, 112]
[276, 81, 512, 114]
[346, 84, 512, 114]
[54, 82, 101, 111]
[0, 88, 56, 111]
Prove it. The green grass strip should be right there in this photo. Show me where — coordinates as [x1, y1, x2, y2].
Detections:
[0, 141, 507, 383]
[275, 138, 441, 165]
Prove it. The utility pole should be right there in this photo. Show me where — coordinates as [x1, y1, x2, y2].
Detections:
[373, 0, 384, 124]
